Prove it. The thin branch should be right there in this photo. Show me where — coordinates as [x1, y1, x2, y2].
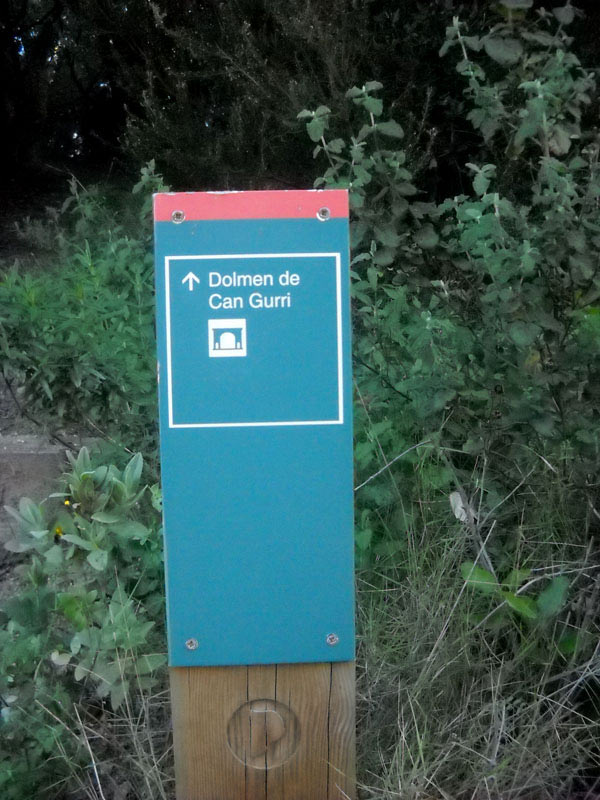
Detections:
[74, 704, 107, 800]
[354, 440, 432, 491]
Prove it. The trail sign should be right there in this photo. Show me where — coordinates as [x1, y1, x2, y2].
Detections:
[154, 190, 354, 667]
[154, 190, 356, 799]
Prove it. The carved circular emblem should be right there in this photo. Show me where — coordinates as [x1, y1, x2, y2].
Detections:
[227, 699, 300, 770]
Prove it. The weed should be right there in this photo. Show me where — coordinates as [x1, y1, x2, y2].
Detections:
[0, 163, 167, 455]
[355, 464, 600, 799]
[0, 448, 168, 799]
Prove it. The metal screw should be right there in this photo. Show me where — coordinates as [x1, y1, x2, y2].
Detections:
[185, 638, 199, 651]
[172, 210, 185, 223]
[316, 207, 331, 221]
[326, 633, 339, 646]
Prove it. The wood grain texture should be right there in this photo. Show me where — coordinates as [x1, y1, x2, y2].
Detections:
[170, 662, 355, 800]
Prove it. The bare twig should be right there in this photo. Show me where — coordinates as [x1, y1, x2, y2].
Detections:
[354, 440, 432, 491]
[73, 704, 107, 800]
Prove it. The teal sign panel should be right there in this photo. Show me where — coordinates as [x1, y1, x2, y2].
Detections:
[154, 190, 354, 666]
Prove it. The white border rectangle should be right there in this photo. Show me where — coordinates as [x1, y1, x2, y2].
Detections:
[165, 253, 344, 428]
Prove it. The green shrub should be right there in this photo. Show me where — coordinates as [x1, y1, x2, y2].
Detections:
[299, 2, 599, 564]
[299, 6, 600, 795]
[0, 164, 166, 453]
[0, 448, 168, 800]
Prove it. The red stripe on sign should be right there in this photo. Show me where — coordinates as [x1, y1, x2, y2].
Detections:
[153, 189, 348, 222]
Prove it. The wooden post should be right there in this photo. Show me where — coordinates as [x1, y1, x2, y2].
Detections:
[170, 662, 355, 799]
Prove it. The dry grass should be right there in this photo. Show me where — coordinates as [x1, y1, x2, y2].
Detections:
[354, 471, 600, 800]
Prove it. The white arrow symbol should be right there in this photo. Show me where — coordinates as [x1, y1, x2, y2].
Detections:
[181, 271, 200, 291]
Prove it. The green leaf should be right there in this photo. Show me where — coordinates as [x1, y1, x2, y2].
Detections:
[463, 437, 485, 455]
[306, 117, 326, 142]
[57, 593, 89, 630]
[30, 528, 50, 540]
[397, 182, 418, 196]
[87, 549, 108, 571]
[553, 6, 575, 25]
[531, 415, 556, 437]
[438, 39, 455, 58]
[484, 37, 523, 66]
[514, 100, 544, 147]
[345, 86, 363, 99]
[355, 528, 373, 551]
[504, 592, 539, 620]
[92, 511, 122, 524]
[356, 124, 374, 142]
[462, 36, 481, 52]
[503, 569, 531, 591]
[461, 562, 499, 594]
[508, 321, 539, 347]
[136, 653, 168, 675]
[62, 533, 94, 551]
[16, 497, 45, 528]
[500, 0, 533, 8]
[473, 171, 490, 196]
[363, 96, 383, 117]
[326, 138, 345, 154]
[109, 478, 128, 505]
[44, 544, 64, 566]
[150, 483, 163, 512]
[414, 224, 439, 249]
[122, 452, 143, 491]
[352, 163, 372, 186]
[73, 447, 92, 476]
[549, 125, 572, 155]
[557, 632, 578, 655]
[40, 378, 53, 400]
[376, 120, 404, 138]
[373, 248, 395, 267]
[374, 224, 401, 248]
[118, 520, 151, 542]
[50, 650, 72, 667]
[568, 230, 586, 253]
[537, 576, 569, 618]
[110, 679, 129, 710]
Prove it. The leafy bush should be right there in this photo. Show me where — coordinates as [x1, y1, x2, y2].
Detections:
[0, 448, 167, 800]
[299, 2, 600, 562]
[0, 164, 166, 453]
[299, 4, 600, 796]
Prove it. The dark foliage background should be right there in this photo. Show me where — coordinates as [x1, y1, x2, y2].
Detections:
[2, 0, 599, 194]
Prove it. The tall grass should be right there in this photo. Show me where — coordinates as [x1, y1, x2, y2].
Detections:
[355, 459, 600, 799]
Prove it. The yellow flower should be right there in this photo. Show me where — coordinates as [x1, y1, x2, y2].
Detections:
[53, 525, 64, 538]
[64, 499, 71, 506]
